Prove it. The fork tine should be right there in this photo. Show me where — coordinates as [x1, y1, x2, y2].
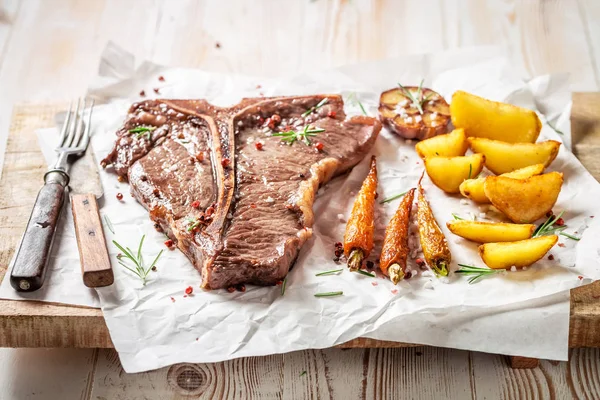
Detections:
[57, 101, 73, 148]
[64, 98, 82, 148]
[78, 99, 95, 150]
[72, 98, 87, 150]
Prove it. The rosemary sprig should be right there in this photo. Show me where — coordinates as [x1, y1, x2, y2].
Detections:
[355, 269, 375, 277]
[452, 213, 464, 220]
[314, 291, 343, 297]
[347, 92, 368, 116]
[129, 126, 156, 140]
[560, 232, 580, 241]
[316, 269, 344, 276]
[113, 235, 163, 285]
[271, 125, 325, 145]
[398, 79, 427, 115]
[380, 190, 408, 204]
[467, 164, 472, 179]
[302, 98, 328, 117]
[103, 215, 115, 234]
[456, 263, 505, 284]
[281, 276, 287, 296]
[299, 371, 307, 377]
[532, 211, 565, 237]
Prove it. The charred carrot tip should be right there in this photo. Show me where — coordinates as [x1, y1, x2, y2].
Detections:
[348, 249, 364, 271]
[432, 261, 449, 277]
[388, 263, 404, 285]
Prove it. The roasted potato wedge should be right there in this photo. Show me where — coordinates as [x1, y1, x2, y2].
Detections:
[459, 164, 545, 203]
[379, 86, 450, 140]
[450, 90, 542, 143]
[424, 154, 485, 193]
[484, 172, 564, 223]
[478, 235, 558, 269]
[415, 128, 468, 159]
[446, 220, 535, 243]
[468, 137, 560, 175]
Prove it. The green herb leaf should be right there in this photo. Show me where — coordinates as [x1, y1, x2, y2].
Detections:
[314, 291, 344, 297]
[347, 93, 368, 116]
[380, 190, 408, 204]
[316, 269, 344, 276]
[560, 232, 580, 241]
[271, 125, 324, 146]
[398, 81, 426, 115]
[456, 263, 505, 284]
[113, 236, 163, 286]
[533, 211, 565, 238]
[299, 371, 307, 377]
[103, 215, 115, 234]
[281, 276, 287, 296]
[129, 126, 156, 140]
[468, 164, 472, 179]
[452, 213, 464, 220]
[302, 98, 329, 117]
[355, 269, 375, 277]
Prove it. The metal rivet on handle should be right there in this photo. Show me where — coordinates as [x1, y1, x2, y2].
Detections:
[19, 280, 30, 290]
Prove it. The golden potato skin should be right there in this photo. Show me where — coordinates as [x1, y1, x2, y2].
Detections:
[459, 164, 545, 203]
[424, 153, 485, 193]
[468, 137, 560, 175]
[415, 128, 468, 159]
[484, 172, 564, 223]
[451, 90, 542, 143]
[478, 235, 558, 269]
[446, 220, 535, 243]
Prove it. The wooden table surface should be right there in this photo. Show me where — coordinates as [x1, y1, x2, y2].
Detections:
[0, 0, 599, 399]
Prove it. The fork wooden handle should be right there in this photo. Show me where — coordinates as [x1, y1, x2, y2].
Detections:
[71, 193, 114, 288]
[10, 172, 67, 292]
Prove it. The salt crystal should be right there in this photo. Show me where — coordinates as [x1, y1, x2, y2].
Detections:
[414, 115, 422, 122]
[421, 270, 433, 278]
[265, 197, 275, 203]
[460, 199, 469, 205]
[431, 112, 438, 118]
[510, 266, 517, 272]
[337, 213, 346, 223]
[226, 213, 233, 219]
[424, 280, 434, 290]
[431, 122, 437, 127]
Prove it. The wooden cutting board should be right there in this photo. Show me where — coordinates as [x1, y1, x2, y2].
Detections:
[0, 96, 599, 350]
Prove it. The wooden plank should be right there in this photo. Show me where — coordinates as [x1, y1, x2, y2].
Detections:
[1, 94, 600, 350]
[90, 347, 473, 399]
[0, 348, 97, 400]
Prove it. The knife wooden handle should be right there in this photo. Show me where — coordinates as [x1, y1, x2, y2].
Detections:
[10, 175, 66, 292]
[71, 193, 114, 288]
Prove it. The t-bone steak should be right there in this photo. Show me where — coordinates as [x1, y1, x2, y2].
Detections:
[102, 95, 381, 289]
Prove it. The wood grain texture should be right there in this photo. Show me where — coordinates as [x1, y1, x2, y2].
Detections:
[71, 193, 114, 288]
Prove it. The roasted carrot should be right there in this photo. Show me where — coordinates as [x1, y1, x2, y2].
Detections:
[344, 156, 378, 271]
[380, 188, 415, 284]
[417, 176, 451, 276]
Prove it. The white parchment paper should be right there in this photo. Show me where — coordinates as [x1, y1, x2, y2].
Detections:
[3, 43, 597, 372]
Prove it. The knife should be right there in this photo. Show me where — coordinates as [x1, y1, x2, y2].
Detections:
[69, 144, 114, 288]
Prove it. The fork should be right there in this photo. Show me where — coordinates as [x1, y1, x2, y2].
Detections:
[10, 99, 94, 292]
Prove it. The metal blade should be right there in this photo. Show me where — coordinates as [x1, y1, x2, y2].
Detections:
[68, 144, 103, 198]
